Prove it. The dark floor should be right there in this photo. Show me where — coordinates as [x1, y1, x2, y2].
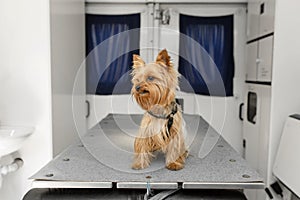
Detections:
[23, 188, 247, 200]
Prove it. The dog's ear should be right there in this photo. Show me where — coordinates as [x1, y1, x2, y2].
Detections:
[156, 49, 171, 67]
[132, 54, 145, 69]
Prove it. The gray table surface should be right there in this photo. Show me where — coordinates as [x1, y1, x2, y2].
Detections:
[31, 114, 264, 190]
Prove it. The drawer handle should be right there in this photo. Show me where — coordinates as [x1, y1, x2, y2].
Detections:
[86, 100, 90, 118]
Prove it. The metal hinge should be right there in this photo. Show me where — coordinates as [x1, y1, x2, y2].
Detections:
[155, 8, 170, 25]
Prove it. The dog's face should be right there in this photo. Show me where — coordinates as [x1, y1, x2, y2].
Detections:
[131, 49, 179, 111]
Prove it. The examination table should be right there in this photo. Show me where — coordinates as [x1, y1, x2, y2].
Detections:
[24, 114, 264, 199]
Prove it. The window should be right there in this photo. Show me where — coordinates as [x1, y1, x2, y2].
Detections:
[86, 14, 140, 95]
[179, 14, 234, 96]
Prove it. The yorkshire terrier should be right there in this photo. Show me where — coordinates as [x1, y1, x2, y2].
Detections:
[131, 49, 187, 171]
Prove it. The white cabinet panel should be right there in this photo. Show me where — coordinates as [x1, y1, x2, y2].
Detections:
[247, 0, 261, 41]
[257, 36, 273, 82]
[243, 84, 271, 200]
[259, 0, 275, 36]
[246, 42, 258, 81]
[246, 36, 273, 82]
[247, 0, 275, 41]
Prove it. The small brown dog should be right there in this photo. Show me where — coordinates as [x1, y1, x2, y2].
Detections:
[131, 49, 187, 171]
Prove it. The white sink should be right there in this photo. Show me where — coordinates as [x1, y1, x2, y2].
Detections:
[0, 126, 34, 158]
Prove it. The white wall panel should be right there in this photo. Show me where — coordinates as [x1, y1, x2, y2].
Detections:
[0, 0, 52, 199]
[50, 0, 85, 156]
[268, 0, 300, 191]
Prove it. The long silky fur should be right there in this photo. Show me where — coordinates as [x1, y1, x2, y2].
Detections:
[131, 49, 188, 170]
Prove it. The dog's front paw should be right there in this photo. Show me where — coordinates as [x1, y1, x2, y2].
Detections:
[166, 162, 184, 171]
[132, 162, 143, 170]
[132, 162, 147, 170]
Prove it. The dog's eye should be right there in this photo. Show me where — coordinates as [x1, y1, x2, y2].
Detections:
[147, 76, 154, 81]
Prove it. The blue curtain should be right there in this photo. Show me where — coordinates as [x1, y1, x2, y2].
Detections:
[86, 14, 140, 95]
[179, 14, 234, 96]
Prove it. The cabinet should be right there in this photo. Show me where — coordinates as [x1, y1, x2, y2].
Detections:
[259, 0, 275, 37]
[246, 36, 273, 82]
[244, 2, 300, 198]
[243, 84, 271, 200]
[244, 1, 275, 200]
[257, 36, 273, 81]
[246, 0, 275, 83]
[247, 0, 275, 41]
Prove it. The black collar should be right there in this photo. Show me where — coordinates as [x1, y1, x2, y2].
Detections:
[147, 102, 178, 133]
[147, 102, 178, 120]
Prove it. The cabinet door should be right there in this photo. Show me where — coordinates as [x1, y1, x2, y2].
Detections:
[247, 0, 275, 40]
[246, 42, 258, 81]
[259, 0, 275, 36]
[85, 3, 152, 128]
[243, 84, 271, 200]
[157, 4, 247, 153]
[257, 36, 273, 82]
[243, 89, 260, 169]
[247, 0, 261, 41]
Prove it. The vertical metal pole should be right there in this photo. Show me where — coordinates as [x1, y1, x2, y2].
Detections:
[153, 3, 160, 59]
[147, 3, 155, 62]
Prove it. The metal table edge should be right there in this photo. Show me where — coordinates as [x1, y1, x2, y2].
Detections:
[31, 180, 113, 189]
[182, 181, 265, 189]
[117, 182, 178, 189]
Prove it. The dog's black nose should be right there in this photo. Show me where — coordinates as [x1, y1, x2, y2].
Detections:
[135, 85, 141, 91]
